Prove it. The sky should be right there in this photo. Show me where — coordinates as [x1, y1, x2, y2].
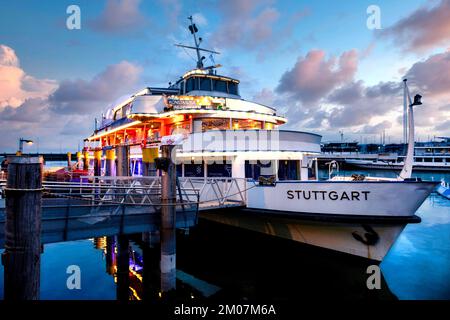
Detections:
[0, 0, 449, 152]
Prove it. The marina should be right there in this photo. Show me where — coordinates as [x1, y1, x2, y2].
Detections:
[1, 1, 450, 310]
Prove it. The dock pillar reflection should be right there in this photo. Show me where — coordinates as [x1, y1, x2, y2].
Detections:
[105, 236, 116, 275]
[159, 144, 176, 293]
[2, 156, 43, 300]
[116, 235, 130, 301]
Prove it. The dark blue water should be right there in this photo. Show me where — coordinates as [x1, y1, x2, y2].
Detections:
[0, 170, 449, 300]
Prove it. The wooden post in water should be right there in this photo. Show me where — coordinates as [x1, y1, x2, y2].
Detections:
[76, 151, 82, 169]
[93, 149, 102, 177]
[160, 144, 176, 293]
[116, 145, 129, 176]
[2, 156, 43, 300]
[142, 146, 160, 247]
[82, 149, 89, 171]
[67, 152, 72, 168]
[105, 148, 115, 177]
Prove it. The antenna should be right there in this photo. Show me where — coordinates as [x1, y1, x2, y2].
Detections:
[174, 15, 221, 70]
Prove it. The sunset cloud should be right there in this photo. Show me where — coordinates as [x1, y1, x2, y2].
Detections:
[49, 61, 142, 114]
[381, 0, 450, 53]
[276, 49, 358, 105]
[0, 45, 57, 108]
[90, 0, 148, 34]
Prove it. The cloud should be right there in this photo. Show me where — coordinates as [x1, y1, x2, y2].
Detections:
[0, 98, 49, 123]
[210, 0, 280, 51]
[405, 49, 450, 96]
[90, 0, 148, 34]
[0, 42, 144, 152]
[0, 44, 57, 108]
[359, 120, 393, 134]
[380, 0, 450, 53]
[0, 45, 19, 66]
[276, 49, 358, 105]
[49, 61, 142, 114]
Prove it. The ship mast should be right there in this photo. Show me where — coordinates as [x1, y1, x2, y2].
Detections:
[175, 16, 220, 69]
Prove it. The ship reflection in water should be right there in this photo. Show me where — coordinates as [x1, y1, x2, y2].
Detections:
[0, 172, 449, 300]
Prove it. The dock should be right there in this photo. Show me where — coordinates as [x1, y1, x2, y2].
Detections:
[0, 176, 247, 249]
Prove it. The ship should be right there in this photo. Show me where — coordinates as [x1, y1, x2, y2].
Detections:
[83, 17, 438, 262]
[345, 137, 450, 172]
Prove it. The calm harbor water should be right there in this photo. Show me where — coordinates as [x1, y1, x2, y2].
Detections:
[0, 168, 449, 300]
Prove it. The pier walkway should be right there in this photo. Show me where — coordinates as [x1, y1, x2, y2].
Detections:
[0, 177, 247, 248]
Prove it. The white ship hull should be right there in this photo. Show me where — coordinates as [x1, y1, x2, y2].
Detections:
[200, 210, 406, 261]
[246, 180, 437, 217]
[216, 180, 437, 261]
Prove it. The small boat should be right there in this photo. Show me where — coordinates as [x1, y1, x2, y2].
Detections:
[436, 180, 450, 200]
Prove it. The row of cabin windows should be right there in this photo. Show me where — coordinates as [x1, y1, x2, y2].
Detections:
[184, 77, 238, 95]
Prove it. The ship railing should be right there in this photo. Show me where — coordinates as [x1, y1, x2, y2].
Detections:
[0, 176, 248, 209]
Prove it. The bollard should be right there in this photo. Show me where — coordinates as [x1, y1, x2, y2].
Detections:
[159, 145, 176, 293]
[105, 148, 116, 177]
[116, 145, 129, 177]
[2, 156, 43, 300]
[93, 149, 102, 177]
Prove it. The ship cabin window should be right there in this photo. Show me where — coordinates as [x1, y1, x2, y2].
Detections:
[278, 160, 300, 180]
[186, 77, 199, 92]
[184, 161, 205, 177]
[212, 79, 227, 93]
[185, 76, 239, 95]
[169, 121, 191, 135]
[207, 162, 232, 177]
[232, 119, 262, 130]
[202, 118, 230, 131]
[228, 82, 238, 95]
[200, 78, 212, 91]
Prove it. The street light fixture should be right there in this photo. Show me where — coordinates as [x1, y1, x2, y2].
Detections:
[17, 138, 34, 155]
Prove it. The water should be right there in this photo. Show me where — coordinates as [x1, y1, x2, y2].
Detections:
[0, 168, 449, 300]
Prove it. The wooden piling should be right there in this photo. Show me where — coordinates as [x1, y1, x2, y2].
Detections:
[116, 145, 129, 176]
[105, 148, 116, 177]
[82, 149, 89, 171]
[2, 156, 43, 300]
[93, 149, 102, 177]
[160, 145, 176, 293]
[76, 151, 82, 169]
[67, 152, 72, 168]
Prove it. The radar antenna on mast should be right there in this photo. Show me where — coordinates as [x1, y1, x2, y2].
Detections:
[175, 16, 221, 70]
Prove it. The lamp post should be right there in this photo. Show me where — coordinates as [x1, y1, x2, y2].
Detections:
[17, 138, 34, 156]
